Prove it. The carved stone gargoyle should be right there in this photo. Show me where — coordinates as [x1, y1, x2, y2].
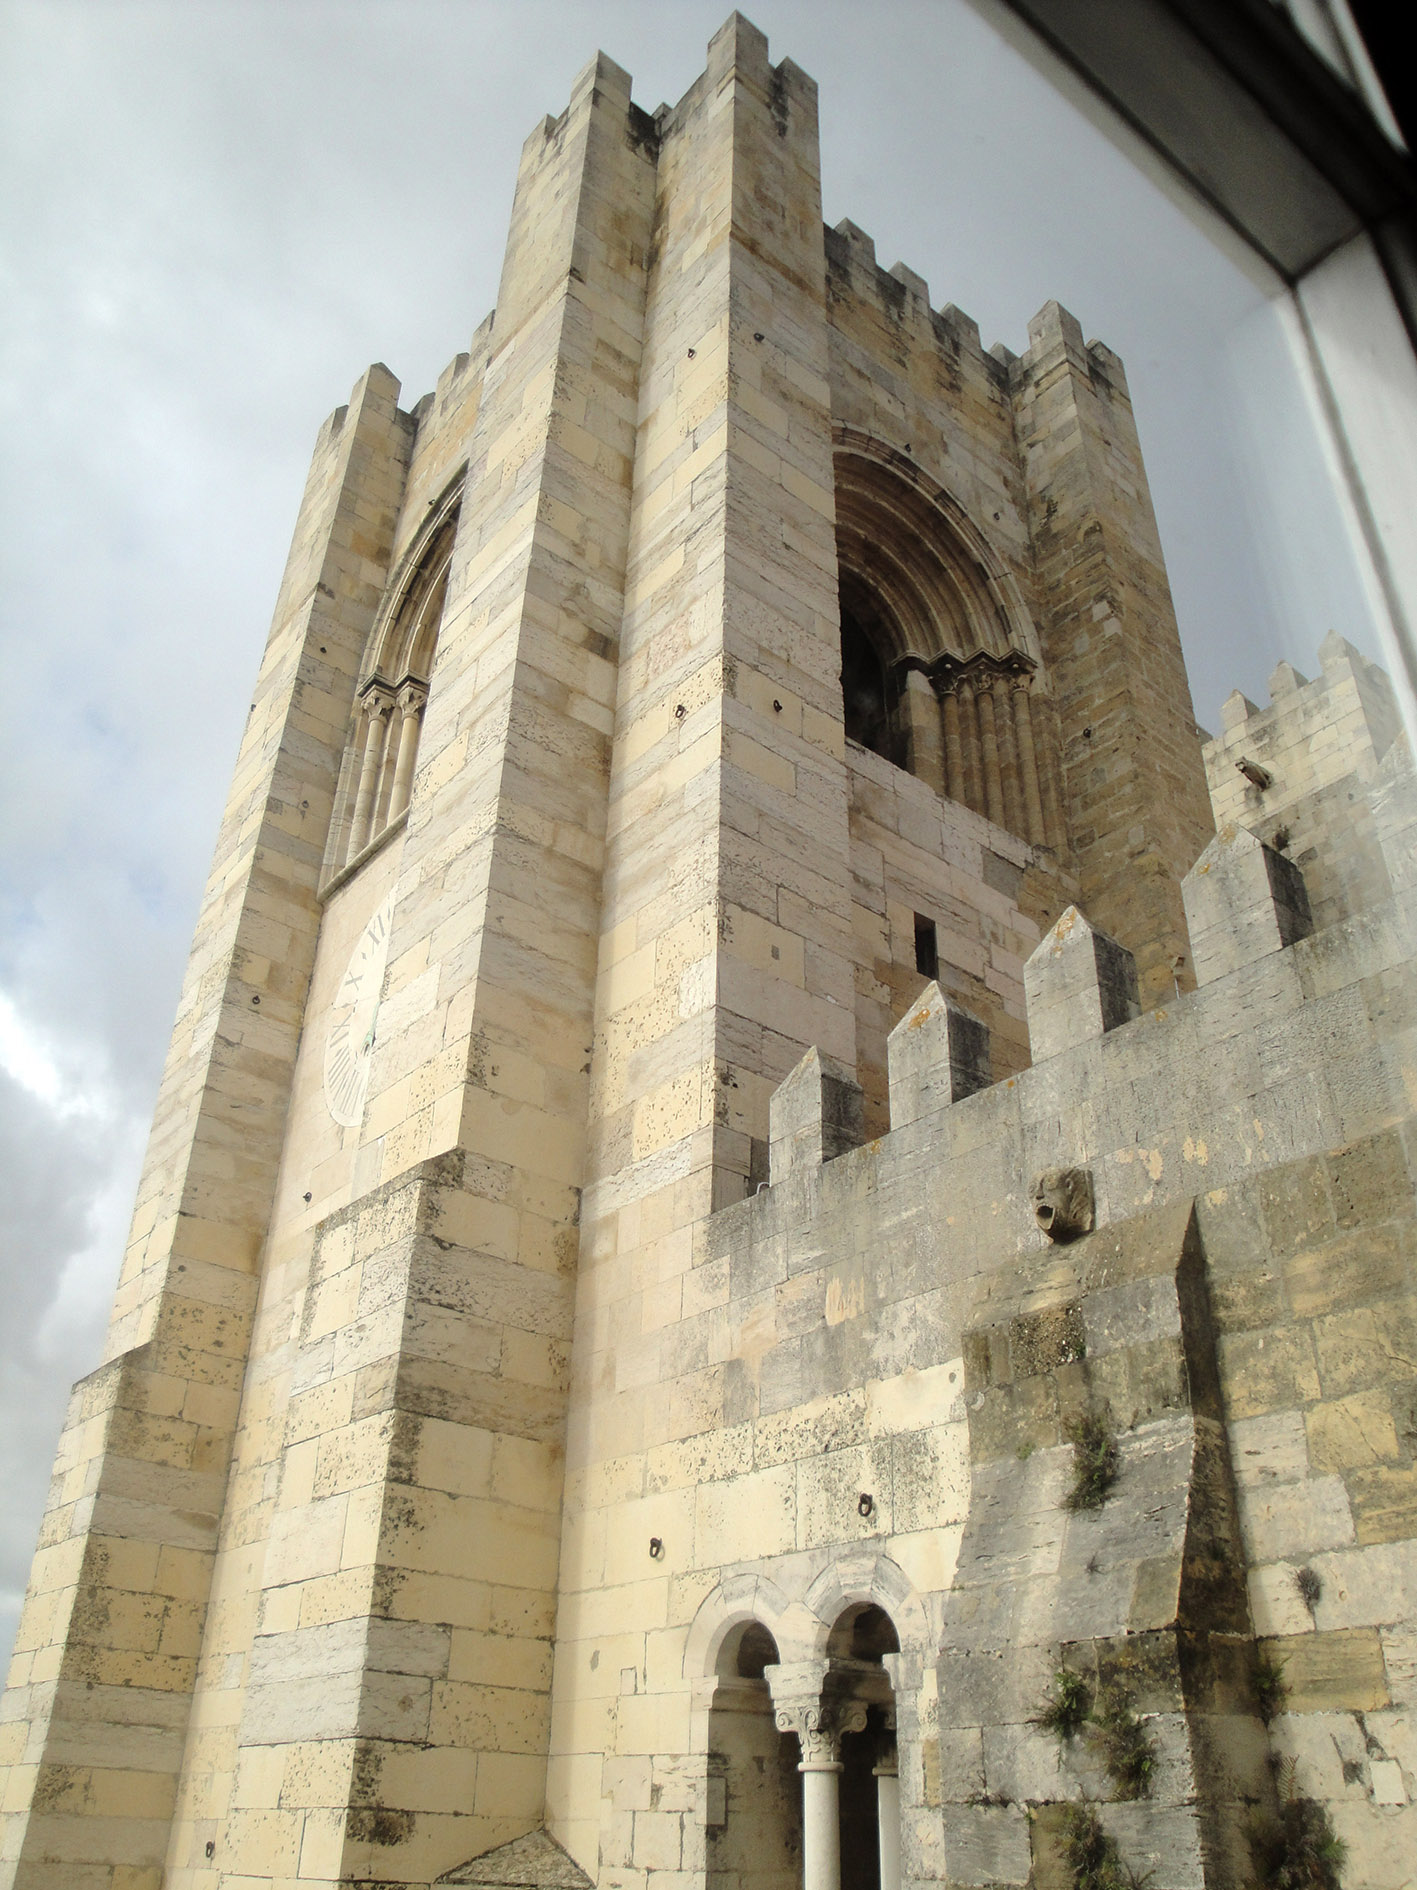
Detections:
[1030, 1166, 1094, 1242]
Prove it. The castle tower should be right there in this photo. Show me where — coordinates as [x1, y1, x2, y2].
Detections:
[30, 21, 1417, 1890]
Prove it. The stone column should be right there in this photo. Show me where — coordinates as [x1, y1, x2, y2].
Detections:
[800, 1722, 845, 1890]
[956, 674, 984, 813]
[941, 682, 966, 805]
[767, 1666, 868, 1890]
[995, 676, 1025, 836]
[901, 664, 946, 794]
[975, 673, 1005, 826]
[1011, 676, 1046, 845]
[788, 1705, 870, 1890]
[874, 1738, 901, 1890]
[1036, 696, 1067, 852]
[347, 684, 394, 859]
[388, 678, 427, 821]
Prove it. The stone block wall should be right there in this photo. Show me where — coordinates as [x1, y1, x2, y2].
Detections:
[845, 743, 1075, 1138]
[939, 1203, 1266, 1890]
[550, 709, 1415, 1890]
[1012, 307, 1213, 1002]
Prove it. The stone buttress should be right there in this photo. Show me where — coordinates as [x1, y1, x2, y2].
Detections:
[171, 51, 661, 1890]
[0, 366, 414, 1889]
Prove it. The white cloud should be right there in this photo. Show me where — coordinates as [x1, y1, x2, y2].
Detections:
[0, 994, 80, 1117]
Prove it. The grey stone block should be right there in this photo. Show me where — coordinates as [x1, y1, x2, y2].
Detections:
[887, 982, 991, 1129]
[1024, 907, 1140, 1062]
[1183, 824, 1312, 985]
[768, 1047, 864, 1184]
[944, 1803, 1032, 1885]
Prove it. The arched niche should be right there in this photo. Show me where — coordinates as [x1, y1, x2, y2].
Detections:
[821, 1602, 901, 1890]
[324, 472, 463, 881]
[366, 490, 461, 686]
[834, 435, 1035, 669]
[832, 432, 1057, 848]
[707, 1620, 800, 1890]
[824, 1603, 901, 1664]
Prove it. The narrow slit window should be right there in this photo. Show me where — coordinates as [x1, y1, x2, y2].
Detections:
[914, 913, 939, 981]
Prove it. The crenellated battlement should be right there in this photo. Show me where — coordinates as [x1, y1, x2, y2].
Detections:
[1205, 632, 1404, 928]
[824, 219, 1131, 406]
[824, 215, 1013, 381]
[749, 690, 1413, 1250]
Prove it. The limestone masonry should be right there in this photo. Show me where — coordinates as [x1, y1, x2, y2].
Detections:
[3, 18, 1414, 1890]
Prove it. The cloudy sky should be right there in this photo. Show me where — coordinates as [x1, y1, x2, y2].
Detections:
[0, 0, 1386, 1670]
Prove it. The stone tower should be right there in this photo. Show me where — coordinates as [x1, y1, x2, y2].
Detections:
[5, 18, 1415, 1890]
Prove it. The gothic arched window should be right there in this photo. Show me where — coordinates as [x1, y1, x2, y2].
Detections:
[326, 482, 461, 880]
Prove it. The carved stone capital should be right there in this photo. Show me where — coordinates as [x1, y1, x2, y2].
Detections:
[796, 1722, 843, 1770]
[772, 1693, 869, 1768]
[359, 682, 395, 721]
[396, 679, 428, 717]
[772, 1697, 830, 1742]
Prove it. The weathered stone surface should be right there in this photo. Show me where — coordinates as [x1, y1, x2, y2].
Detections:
[768, 1046, 864, 1184]
[1183, 824, 1312, 984]
[439, 1828, 594, 1887]
[1263, 1626, 1391, 1712]
[944, 1802, 1032, 1885]
[1024, 906, 1141, 1062]
[886, 982, 991, 1128]
[1204, 635, 1403, 930]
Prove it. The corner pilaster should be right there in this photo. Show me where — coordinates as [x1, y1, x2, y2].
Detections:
[1012, 304, 1214, 1001]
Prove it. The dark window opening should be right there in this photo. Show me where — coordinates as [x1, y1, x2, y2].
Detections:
[735, 1620, 780, 1679]
[839, 1715, 885, 1890]
[914, 913, 939, 981]
[840, 609, 890, 757]
[839, 572, 902, 765]
[826, 1601, 902, 1662]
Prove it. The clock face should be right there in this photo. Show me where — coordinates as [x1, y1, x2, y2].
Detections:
[323, 894, 396, 1128]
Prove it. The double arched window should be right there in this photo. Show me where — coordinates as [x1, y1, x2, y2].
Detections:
[707, 1602, 905, 1890]
[325, 480, 461, 882]
[834, 432, 1060, 849]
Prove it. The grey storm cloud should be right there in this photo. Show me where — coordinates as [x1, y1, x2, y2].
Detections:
[0, 0, 1383, 1667]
